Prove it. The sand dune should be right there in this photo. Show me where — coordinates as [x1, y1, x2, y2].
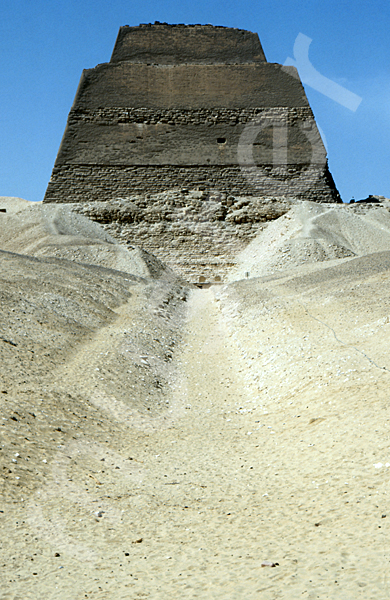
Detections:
[0, 196, 34, 214]
[0, 199, 175, 279]
[230, 200, 390, 280]
[1, 197, 390, 599]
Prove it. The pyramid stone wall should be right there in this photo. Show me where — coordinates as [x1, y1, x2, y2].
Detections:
[43, 24, 341, 281]
[44, 24, 340, 204]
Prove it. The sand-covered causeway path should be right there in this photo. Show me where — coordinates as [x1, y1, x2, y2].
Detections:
[1, 199, 390, 598]
[3, 256, 390, 599]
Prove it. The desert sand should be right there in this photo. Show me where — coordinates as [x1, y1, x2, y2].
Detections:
[1, 196, 390, 599]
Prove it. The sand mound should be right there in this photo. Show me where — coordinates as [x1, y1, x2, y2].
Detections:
[0, 203, 174, 279]
[0, 196, 35, 214]
[229, 201, 390, 280]
[3, 195, 390, 597]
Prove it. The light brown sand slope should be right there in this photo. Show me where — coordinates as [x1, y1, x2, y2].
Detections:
[230, 200, 390, 280]
[1, 202, 390, 599]
[0, 201, 175, 279]
[0, 197, 33, 214]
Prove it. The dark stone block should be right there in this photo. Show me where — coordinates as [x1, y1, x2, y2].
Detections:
[111, 23, 266, 65]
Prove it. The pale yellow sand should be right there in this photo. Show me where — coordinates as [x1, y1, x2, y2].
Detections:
[0, 196, 35, 214]
[230, 200, 390, 280]
[0, 201, 173, 279]
[1, 200, 390, 598]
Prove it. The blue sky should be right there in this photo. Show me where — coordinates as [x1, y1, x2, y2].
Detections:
[1, 0, 389, 202]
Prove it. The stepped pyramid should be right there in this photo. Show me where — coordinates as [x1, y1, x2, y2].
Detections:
[43, 24, 341, 281]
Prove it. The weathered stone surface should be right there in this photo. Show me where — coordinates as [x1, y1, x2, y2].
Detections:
[55, 107, 315, 166]
[46, 164, 337, 204]
[110, 23, 267, 64]
[67, 64, 308, 110]
[70, 191, 294, 281]
[44, 23, 341, 280]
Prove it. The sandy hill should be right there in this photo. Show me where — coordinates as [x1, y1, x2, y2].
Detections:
[230, 199, 390, 280]
[1, 197, 390, 599]
[0, 199, 178, 279]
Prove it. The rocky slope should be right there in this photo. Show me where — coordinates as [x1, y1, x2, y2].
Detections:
[69, 190, 293, 282]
